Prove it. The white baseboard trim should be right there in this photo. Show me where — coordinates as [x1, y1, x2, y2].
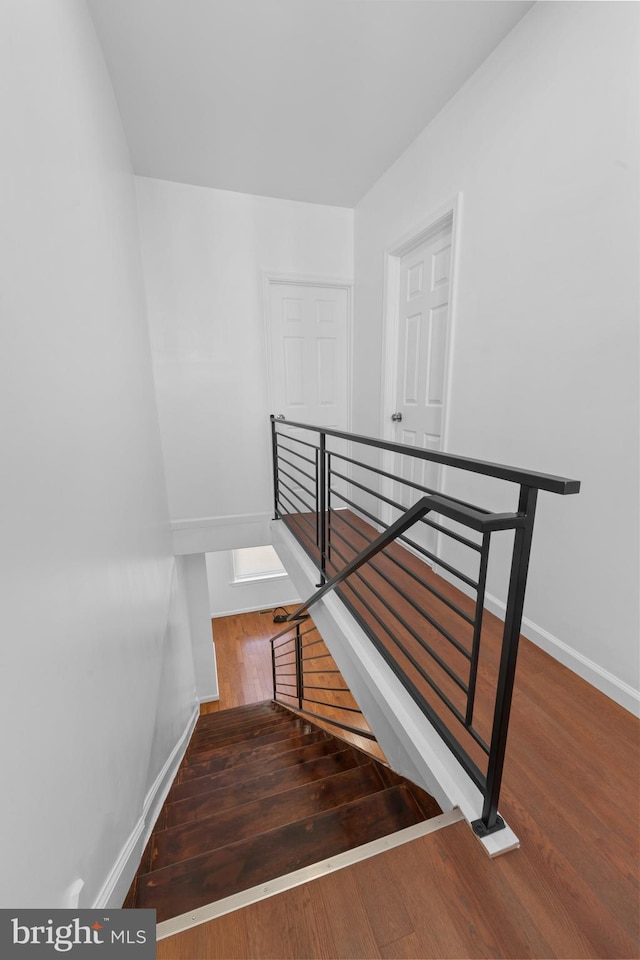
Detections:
[93, 704, 200, 909]
[210, 598, 302, 618]
[482, 590, 640, 717]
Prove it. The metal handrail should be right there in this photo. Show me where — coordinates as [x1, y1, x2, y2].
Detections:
[269, 415, 580, 836]
[274, 416, 580, 495]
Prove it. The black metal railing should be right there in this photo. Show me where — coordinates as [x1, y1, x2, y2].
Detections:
[270, 616, 377, 745]
[269, 415, 580, 836]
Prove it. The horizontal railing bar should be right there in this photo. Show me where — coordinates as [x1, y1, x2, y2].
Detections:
[290, 707, 377, 741]
[329, 488, 480, 588]
[278, 478, 316, 514]
[302, 668, 342, 674]
[332, 509, 476, 626]
[286, 493, 514, 626]
[395, 532, 479, 590]
[278, 500, 316, 539]
[331, 494, 478, 590]
[278, 455, 316, 484]
[302, 684, 352, 693]
[272, 635, 296, 651]
[276, 436, 319, 457]
[329, 540, 471, 686]
[326, 449, 494, 518]
[333, 587, 487, 787]
[275, 681, 296, 690]
[276, 489, 309, 519]
[339, 575, 472, 729]
[329, 468, 482, 552]
[464, 723, 491, 756]
[302, 695, 364, 714]
[273, 416, 580, 495]
[274, 653, 296, 665]
[302, 652, 333, 662]
[367, 557, 473, 662]
[300, 637, 325, 651]
[378, 543, 476, 627]
[278, 440, 318, 464]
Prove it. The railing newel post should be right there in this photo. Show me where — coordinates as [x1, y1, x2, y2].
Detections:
[473, 484, 539, 836]
[319, 430, 327, 584]
[295, 623, 304, 710]
[270, 638, 277, 701]
[270, 414, 280, 520]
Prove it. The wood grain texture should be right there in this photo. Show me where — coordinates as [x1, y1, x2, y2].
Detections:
[157, 604, 639, 959]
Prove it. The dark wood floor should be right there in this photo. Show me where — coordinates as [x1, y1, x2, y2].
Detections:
[157, 595, 640, 957]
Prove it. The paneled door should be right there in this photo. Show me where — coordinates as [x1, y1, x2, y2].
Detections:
[266, 278, 351, 527]
[391, 220, 453, 554]
[266, 280, 350, 431]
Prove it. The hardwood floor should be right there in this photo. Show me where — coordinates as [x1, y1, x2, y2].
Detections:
[157, 600, 640, 958]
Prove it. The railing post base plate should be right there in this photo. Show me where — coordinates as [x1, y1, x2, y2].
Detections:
[471, 815, 506, 837]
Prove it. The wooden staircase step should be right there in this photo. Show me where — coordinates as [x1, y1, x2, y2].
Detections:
[182, 724, 308, 766]
[187, 715, 300, 752]
[196, 701, 277, 728]
[178, 728, 331, 783]
[170, 735, 346, 802]
[164, 749, 363, 829]
[151, 763, 387, 870]
[137, 786, 425, 922]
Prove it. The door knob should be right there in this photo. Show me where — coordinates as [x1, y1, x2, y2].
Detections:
[391, 411, 403, 422]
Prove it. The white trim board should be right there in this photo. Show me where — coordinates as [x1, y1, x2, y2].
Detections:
[210, 598, 302, 618]
[93, 705, 199, 909]
[485, 588, 640, 717]
[432, 564, 640, 718]
[171, 512, 273, 555]
[156, 808, 464, 941]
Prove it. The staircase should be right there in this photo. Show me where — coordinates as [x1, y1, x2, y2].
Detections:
[126, 701, 441, 922]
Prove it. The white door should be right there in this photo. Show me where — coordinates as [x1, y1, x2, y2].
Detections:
[391, 220, 453, 553]
[266, 279, 351, 527]
[266, 281, 350, 430]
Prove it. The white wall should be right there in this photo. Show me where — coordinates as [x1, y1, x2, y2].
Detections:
[135, 177, 353, 525]
[180, 553, 219, 702]
[0, 0, 197, 908]
[206, 551, 301, 617]
[353, 2, 639, 710]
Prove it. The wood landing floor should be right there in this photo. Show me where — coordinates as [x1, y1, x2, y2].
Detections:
[157, 609, 639, 959]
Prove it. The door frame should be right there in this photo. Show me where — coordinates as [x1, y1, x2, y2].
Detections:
[262, 272, 354, 430]
[379, 193, 463, 528]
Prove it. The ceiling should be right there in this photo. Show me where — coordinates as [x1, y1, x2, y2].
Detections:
[87, 0, 534, 207]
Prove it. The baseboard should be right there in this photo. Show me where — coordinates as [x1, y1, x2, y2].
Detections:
[93, 704, 199, 909]
[210, 598, 302, 618]
[482, 590, 640, 718]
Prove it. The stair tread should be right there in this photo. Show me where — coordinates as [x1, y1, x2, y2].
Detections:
[179, 728, 332, 783]
[151, 762, 387, 870]
[165, 748, 363, 829]
[183, 725, 309, 765]
[137, 786, 425, 921]
[171, 735, 345, 801]
[188, 715, 299, 749]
